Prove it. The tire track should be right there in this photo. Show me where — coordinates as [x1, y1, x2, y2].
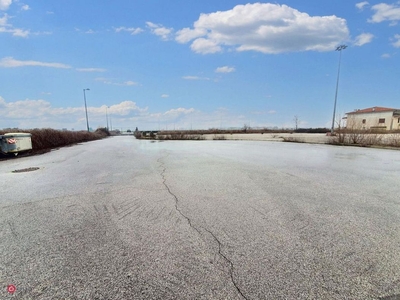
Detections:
[8, 221, 18, 238]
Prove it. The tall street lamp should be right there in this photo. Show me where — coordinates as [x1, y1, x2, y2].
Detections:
[331, 45, 347, 134]
[83, 88, 90, 132]
[106, 106, 109, 131]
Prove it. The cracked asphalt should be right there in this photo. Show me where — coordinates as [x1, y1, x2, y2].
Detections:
[1, 136, 400, 299]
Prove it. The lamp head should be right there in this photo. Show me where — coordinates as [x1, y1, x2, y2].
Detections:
[336, 45, 347, 51]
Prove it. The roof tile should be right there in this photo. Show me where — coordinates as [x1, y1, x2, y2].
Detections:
[347, 106, 399, 114]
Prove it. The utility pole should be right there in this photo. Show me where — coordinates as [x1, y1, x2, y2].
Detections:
[83, 88, 90, 132]
[331, 45, 347, 134]
[106, 106, 109, 130]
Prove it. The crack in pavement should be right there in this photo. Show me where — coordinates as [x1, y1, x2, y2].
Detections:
[204, 228, 249, 300]
[157, 157, 202, 236]
[157, 157, 249, 300]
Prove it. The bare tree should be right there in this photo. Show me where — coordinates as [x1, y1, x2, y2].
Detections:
[243, 124, 250, 132]
[332, 115, 383, 146]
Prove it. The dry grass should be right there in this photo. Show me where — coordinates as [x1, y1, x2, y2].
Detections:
[385, 133, 400, 147]
[156, 128, 329, 136]
[0, 128, 109, 154]
[281, 136, 305, 143]
[157, 133, 205, 140]
[330, 129, 400, 148]
[135, 128, 330, 140]
[212, 134, 226, 140]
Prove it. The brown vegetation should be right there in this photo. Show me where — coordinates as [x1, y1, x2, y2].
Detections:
[330, 119, 400, 148]
[212, 134, 226, 140]
[157, 127, 329, 135]
[135, 127, 330, 140]
[330, 129, 400, 148]
[157, 133, 204, 140]
[0, 128, 109, 155]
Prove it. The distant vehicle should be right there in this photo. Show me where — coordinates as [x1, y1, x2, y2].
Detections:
[0, 132, 32, 156]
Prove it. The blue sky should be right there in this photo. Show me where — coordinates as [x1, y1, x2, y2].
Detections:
[1, 0, 400, 131]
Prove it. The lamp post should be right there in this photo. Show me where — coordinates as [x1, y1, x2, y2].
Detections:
[331, 45, 347, 134]
[83, 88, 90, 132]
[106, 106, 109, 131]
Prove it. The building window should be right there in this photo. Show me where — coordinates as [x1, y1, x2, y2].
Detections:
[379, 118, 385, 124]
[362, 119, 366, 124]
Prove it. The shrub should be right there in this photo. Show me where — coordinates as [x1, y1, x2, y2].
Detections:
[386, 134, 400, 147]
[156, 134, 204, 140]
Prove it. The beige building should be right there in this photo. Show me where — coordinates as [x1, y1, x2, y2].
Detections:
[345, 106, 400, 131]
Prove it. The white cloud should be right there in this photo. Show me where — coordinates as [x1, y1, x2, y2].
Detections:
[114, 26, 143, 35]
[0, 57, 71, 68]
[354, 33, 374, 46]
[32, 30, 52, 36]
[0, 96, 286, 130]
[392, 34, 400, 48]
[268, 110, 277, 114]
[0, 13, 8, 25]
[356, 2, 369, 11]
[381, 53, 391, 58]
[175, 27, 206, 43]
[106, 101, 147, 115]
[11, 28, 29, 37]
[182, 75, 210, 80]
[0, 14, 31, 37]
[215, 66, 235, 73]
[369, 3, 400, 24]
[191, 38, 222, 54]
[85, 29, 95, 34]
[95, 77, 111, 84]
[123, 81, 139, 86]
[161, 94, 169, 98]
[0, 27, 30, 37]
[21, 4, 29, 11]
[76, 68, 106, 72]
[146, 21, 173, 40]
[95, 78, 140, 86]
[0, 97, 148, 129]
[175, 3, 349, 54]
[160, 108, 196, 122]
[164, 107, 195, 117]
[0, 0, 12, 11]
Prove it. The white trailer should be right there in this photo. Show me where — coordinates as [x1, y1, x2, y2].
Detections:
[0, 133, 32, 156]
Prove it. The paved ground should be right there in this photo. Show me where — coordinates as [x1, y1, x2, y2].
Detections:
[0, 136, 400, 299]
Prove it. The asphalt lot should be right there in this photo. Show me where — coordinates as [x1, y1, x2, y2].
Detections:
[1, 136, 400, 299]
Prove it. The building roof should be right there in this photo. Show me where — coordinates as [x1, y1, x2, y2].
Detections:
[346, 106, 400, 115]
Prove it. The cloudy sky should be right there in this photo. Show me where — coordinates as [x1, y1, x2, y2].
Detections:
[1, 0, 399, 130]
